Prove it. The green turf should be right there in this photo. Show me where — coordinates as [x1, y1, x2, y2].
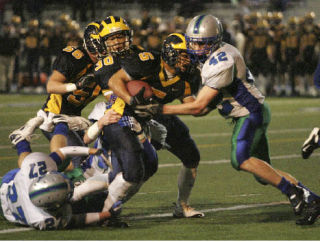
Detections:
[0, 94, 320, 240]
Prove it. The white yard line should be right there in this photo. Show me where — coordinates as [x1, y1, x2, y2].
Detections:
[0, 127, 313, 150]
[0, 227, 34, 234]
[157, 152, 320, 168]
[0, 201, 289, 233]
[127, 201, 289, 220]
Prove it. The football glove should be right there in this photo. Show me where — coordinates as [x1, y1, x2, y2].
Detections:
[134, 103, 163, 119]
[76, 73, 95, 89]
[129, 87, 147, 107]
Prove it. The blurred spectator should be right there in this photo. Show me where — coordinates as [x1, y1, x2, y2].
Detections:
[25, 0, 43, 20]
[231, 20, 246, 56]
[221, 21, 234, 45]
[23, 19, 40, 87]
[12, 0, 25, 23]
[0, 0, 9, 31]
[0, 22, 20, 92]
[145, 32, 161, 52]
[269, 0, 288, 12]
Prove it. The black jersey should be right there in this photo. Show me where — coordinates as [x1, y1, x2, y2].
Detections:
[42, 46, 101, 116]
[95, 45, 201, 105]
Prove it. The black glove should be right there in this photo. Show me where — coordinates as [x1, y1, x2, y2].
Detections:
[207, 92, 223, 110]
[129, 87, 146, 107]
[134, 102, 163, 119]
[76, 73, 95, 89]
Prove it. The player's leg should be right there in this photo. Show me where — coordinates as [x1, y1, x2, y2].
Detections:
[101, 124, 145, 212]
[154, 115, 203, 218]
[231, 106, 307, 215]
[42, 123, 86, 170]
[9, 116, 44, 167]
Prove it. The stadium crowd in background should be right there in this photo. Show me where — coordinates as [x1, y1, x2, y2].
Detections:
[0, 0, 318, 97]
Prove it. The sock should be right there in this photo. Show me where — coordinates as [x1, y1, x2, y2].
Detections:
[71, 174, 109, 202]
[142, 139, 158, 181]
[102, 173, 133, 212]
[16, 140, 31, 156]
[142, 139, 158, 164]
[277, 177, 292, 195]
[53, 122, 68, 136]
[298, 182, 320, 203]
[177, 167, 196, 205]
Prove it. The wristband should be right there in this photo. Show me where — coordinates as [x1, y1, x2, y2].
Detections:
[87, 122, 101, 140]
[59, 146, 90, 157]
[65, 83, 77, 92]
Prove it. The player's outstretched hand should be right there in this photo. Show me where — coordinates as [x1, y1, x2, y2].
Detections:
[134, 102, 163, 119]
[76, 73, 95, 89]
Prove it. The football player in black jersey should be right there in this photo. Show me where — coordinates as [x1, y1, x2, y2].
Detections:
[96, 26, 209, 217]
[92, 16, 160, 217]
[37, 21, 106, 170]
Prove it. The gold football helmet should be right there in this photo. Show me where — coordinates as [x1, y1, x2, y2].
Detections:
[99, 16, 132, 56]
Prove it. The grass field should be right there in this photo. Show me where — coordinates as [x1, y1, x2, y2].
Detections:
[0, 94, 320, 240]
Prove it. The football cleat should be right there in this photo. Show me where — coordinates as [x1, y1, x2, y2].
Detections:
[52, 114, 91, 131]
[296, 199, 320, 225]
[287, 185, 306, 215]
[173, 202, 204, 218]
[9, 116, 44, 147]
[301, 127, 320, 159]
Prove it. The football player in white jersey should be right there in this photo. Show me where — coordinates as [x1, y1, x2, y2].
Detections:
[1, 111, 121, 230]
[133, 14, 320, 224]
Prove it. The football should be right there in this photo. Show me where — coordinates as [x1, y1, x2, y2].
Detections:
[126, 80, 153, 99]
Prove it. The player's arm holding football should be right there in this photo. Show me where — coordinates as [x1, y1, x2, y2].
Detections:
[108, 51, 158, 106]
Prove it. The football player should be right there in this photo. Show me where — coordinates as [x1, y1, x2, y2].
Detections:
[91, 16, 160, 217]
[36, 21, 104, 170]
[133, 14, 320, 221]
[2, 113, 120, 230]
[96, 16, 216, 216]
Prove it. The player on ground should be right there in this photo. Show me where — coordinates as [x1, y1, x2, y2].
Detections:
[2, 113, 120, 230]
[133, 14, 320, 221]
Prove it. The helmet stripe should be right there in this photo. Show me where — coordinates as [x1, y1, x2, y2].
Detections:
[193, 15, 205, 34]
[29, 182, 68, 199]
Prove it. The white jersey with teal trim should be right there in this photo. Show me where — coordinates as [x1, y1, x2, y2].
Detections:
[201, 43, 265, 118]
[0, 152, 71, 230]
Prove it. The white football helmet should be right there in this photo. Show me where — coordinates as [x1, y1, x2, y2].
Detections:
[29, 171, 72, 211]
[185, 14, 223, 63]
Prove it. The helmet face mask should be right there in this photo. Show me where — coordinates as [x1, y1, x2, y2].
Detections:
[83, 21, 107, 58]
[185, 15, 223, 64]
[102, 32, 131, 56]
[162, 33, 191, 73]
[99, 16, 132, 56]
[29, 171, 72, 212]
